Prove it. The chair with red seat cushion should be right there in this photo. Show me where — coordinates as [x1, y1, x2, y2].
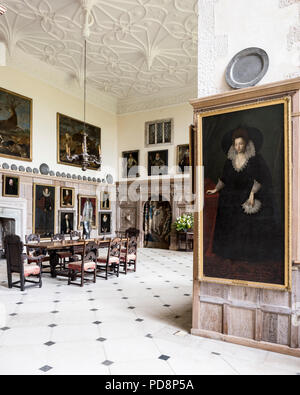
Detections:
[25, 233, 50, 274]
[96, 238, 121, 280]
[68, 240, 97, 287]
[5, 234, 43, 291]
[120, 236, 138, 274]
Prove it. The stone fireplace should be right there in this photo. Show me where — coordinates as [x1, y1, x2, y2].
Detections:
[0, 198, 27, 253]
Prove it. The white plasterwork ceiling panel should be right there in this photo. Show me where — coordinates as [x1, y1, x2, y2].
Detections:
[0, 0, 198, 112]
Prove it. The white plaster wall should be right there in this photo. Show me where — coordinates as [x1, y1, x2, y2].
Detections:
[0, 66, 118, 181]
[198, 0, 300, 96]
[117, 103, 194, 181]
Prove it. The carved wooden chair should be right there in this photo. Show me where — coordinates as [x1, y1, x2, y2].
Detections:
[50, 233, 72, 270]
[96, 237, 121, 279]
[51, 233, 65, 242]
[5, 235, 43, 291]
[68, 240, 97, 287]
[120, 236, 138, 274]
[25, 233, 50, 273]
[70, 230, 81, 240]
[125, 228, 140, 239]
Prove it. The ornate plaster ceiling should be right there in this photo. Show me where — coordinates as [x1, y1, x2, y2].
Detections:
[0, 0, 198, 113]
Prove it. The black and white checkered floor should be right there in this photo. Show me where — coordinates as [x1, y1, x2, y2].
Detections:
[0, 248, 299, 375]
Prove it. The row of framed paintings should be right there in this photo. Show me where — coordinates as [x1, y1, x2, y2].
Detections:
[0, 87, 101, 170]
[122, 144, 190, 178]
[32, 183, 113, 238]
[59, 211, 112, 236]
[1, 175, 111, 210]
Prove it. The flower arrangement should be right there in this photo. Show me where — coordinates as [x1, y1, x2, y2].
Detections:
[174, 213, 194, 232]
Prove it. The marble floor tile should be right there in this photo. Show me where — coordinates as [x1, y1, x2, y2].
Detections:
[0, 248, 299, 375]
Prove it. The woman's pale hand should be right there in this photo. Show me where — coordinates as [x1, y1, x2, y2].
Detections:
[206, 189, 217, 195]
[248, 192, 255, 207]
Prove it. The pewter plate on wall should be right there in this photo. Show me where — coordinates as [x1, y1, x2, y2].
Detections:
[225, 47, 269, 89]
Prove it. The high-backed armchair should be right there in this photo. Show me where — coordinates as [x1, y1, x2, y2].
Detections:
[96, 238, 121, 279]
[5, 235, 43, 291]
[68, 240, 97, 287]
[25, 233, 50, 273]
[120, 236, 138, 274]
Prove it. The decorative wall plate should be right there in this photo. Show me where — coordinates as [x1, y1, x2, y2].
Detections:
[106, 174, 113, 184]
[39, 163, 49, 175]
[225, 47, 269, 89]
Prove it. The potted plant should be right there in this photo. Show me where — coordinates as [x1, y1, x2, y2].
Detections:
[174, 213, 194, 233]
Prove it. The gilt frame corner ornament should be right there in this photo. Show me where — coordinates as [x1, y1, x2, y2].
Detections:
[197, 96, 292, 292]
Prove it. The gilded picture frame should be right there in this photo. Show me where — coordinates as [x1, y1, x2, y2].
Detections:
[57, 113, 101, 170]
[33, 183, 56, 239]
[198, 97, 291, 291]
[60, 187, 75, 208]
[78, 195, 98, 229]
[2, 175, 20, 197]
[0, 87, 32, 161]
[100, 191, 111, 210]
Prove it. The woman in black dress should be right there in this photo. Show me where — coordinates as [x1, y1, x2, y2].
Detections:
[207, 128, 281, 262]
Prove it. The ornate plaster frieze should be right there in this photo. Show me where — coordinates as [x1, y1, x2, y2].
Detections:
[0, 0, 198, 112]
[279, 0, 300, 7]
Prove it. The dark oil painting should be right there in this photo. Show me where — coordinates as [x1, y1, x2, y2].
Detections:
[177, 144, 190, 173]
[33, 184, 56, 238]
[201, 98, 290, 289]
[0, 87, 32, 161]
[57, 113, 101, 170]
[99, 212, 111, 235]
[148, 150, 168, 176]
[3, 175, 19, 197]
[59, 211, 75, 235]
[122, 150, 139, 178]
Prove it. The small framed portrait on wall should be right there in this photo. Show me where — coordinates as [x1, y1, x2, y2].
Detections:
[59, 210, 75, 235]
[99, 212, 111, 235]
[60, 187, 75, 208]
[177, 144, 190, 173]
[78, 195, 97, 229]
[100, 191, 111, 210]
[148, 150, 168, 176]
[2, 175, 19, 197]
[122, 150, 139, 178]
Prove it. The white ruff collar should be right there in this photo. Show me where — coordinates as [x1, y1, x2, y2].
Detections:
[228, 140, 256, 172]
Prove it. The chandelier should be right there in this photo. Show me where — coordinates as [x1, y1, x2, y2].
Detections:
[0, 4, 7, 15]
[66, 11, 102, 172]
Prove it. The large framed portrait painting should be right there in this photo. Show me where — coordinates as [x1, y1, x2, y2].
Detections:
[33, 184, 56, 238]
[57, 113, 101, 170]
[199, 97, 291, 290]
[0, 87, 32, 161]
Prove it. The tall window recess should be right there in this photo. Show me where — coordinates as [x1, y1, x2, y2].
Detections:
[145, 119, 173, 147]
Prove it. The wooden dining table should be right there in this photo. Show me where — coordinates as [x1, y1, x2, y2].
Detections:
[24, 238, 111, 278]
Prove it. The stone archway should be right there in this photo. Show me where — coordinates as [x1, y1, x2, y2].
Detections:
[143, 196, 172, 249]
